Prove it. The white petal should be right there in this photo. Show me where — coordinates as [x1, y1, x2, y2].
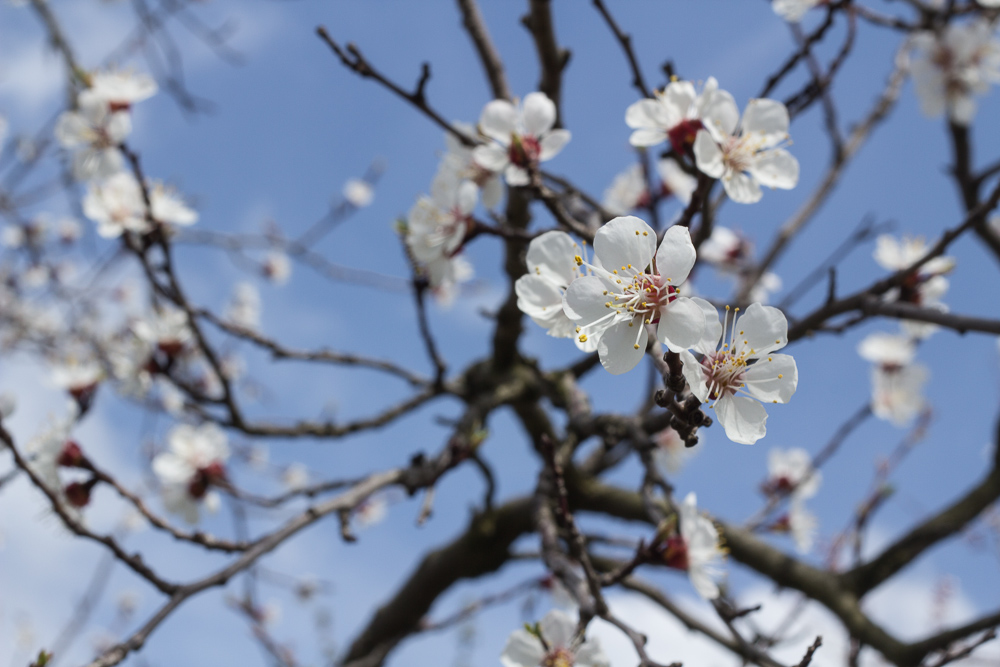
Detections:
[625, 98, 670, 131]
[699, 89, 740, 137]
[479, 99, 516, 143]
[690, 297, 723, 355]
[539, 609, 575, 649]
[679, 349, 709, 402]
[539, 128, 571, 161]
[655, 225, 697, 285]
[526, 230, 580, 286]
[715, 395, 768, 444]
[593, 216, 657, 274]
[741, 98, 790, 138]
[516, 274, 564, 319]
[662, 80, 697, 125]
[456, 180, 479, 215]
[522, 92, 557, 137]
[751, 149, 799, 190]
[743, 353, 798, 403]
[629, 128, 668, 147]
[598, 318, 647, 375]
[504, 165, 530, 186]
[564, 275, 615, 327]
[693, 130, 725, 179]
[723, 171, 762, 204]
[574, 639, 611, 667]
[657, 296, 707, 352]
[500, 630, 546, 667]
[733, 303, 789, 357]
[472, 144, 508, 172]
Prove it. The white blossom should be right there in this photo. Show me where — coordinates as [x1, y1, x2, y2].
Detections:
[83, 172, 148, 238]
[149, 181, 198, 227]
[225, 282, 261, 330]
[355, 494, 389, 528]
[625, 77, 722, 151]
[437, 123, 503, 209]
[694, 97, 799, 204]
[662, 492, 725, 599]
[473, 92, 570, 186]
[910, 21, 1000, 125]
[874, 235, 954, 338]
[657, 157, 698, 205]
[343, 178, 374, 208]
[772, 0, 823, 22]
[500, 609, 608, 667]
[133, 304, 193, 355]
[263, 251, 292, 285]
[82, 69, 157, 109]
[859, 332, 927, 426]
[152, 423, 229, 524]
[652, 426, 697, 474]
[406, 176, 478, 301]
[765, 448, 821, 499]
[515, 230, 597, 351]
[55, 96, 130, 181]
[680, 303, 798, 444]
[602, 163, 647, 216]
[282, 463, 309, 491]
[787, 500, 818, 553]
[564, 217, 709, 375]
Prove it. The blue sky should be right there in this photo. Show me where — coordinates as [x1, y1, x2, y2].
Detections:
[1, 1, 1000, 666]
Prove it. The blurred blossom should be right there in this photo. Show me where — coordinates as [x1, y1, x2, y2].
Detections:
[343, 178, 374, 207]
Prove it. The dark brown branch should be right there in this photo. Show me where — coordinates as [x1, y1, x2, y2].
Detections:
[455, 0, 512, 100]
[521, 0, 570, 124]
[592, 0, 651, 98]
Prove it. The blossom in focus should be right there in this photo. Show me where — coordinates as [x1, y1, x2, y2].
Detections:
[515, 230, 597, 352]
[563, 217, 708, 375]
[680, 303, 798, 444]
[473, 92, 570, 186]
[82, 172, 148, 238]
[693, 97, 798, 204]
[661, 492, 725, 599]
[149, 181, 198, 227]
[55, 96, 131, 181]
[910, 21, 1000, 125]
[858, 332, 927, 426]
[343, 178, 374, 208]
[625, 77, 723, 153]
[152, 423, 230, 524]
[772, 0, 823, 22]
[500, 609, 608, 667]
[81, 69, 157, 110]
[437, 123, 503, 209]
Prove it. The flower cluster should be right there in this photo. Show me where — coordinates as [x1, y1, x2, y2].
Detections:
[858, 332, 928, 426]
[152, 423, 230, 524]
[658, 492, 726, 599]
[626, 77, 799, 204]
[762, 448, 821, 553]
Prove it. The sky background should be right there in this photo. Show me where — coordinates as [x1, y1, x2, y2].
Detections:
[1, 1, 1000, 666]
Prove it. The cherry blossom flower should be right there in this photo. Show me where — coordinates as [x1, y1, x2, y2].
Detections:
[500, 609, 608, 667]
[133, 304, 193, 356]
[473, 92, 571, 186]
[625, 77, 723, 153]
[910, 21, 1000, 126]
[343, 178, 374, 207]
[406, 177, 477, 268]
[83, 172, 148, 238]
[858, 332, 927, 426]
[225, 282, 261, 330]
[152, 423, 230, 524]
[515, 230, 597, 351]
[149, 181, 198, 227]
[563, 217, 708, 375]
[81, 69, 157, 110]
[693, 97, 799, 204]
[51, 357, 103, 404]
[763, 448, 821, 499]
[602, 164, 647, 216]
[55, 96, 131, 181]
[26, 405, 87, 518]
[763, 448, 821, 553]
[679, 303, 798, 444]
[874, 235, 954, 338]
[699, 226, 752, 269]
[437, 123, 503, 209]
[661, 492, 725, 599]
[425, 254, 473, 306]
[772, 0, 823, 22]
[57, 218, 83, 244]
[263, 251, 291, 285]
[355, 494, 389, 528]
[282, 463, 309, 491]
[603, 160, 698, 216]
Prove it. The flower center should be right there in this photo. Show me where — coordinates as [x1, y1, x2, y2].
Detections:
[723, 135, 757, 174]
[701, 307, 751, 401]
[188, 461, 226, 499]
[667, 118, 704, 153]
[663, 534, 690, 571]
[542, 648, 575, 667]
[508, 133, 541, 168]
